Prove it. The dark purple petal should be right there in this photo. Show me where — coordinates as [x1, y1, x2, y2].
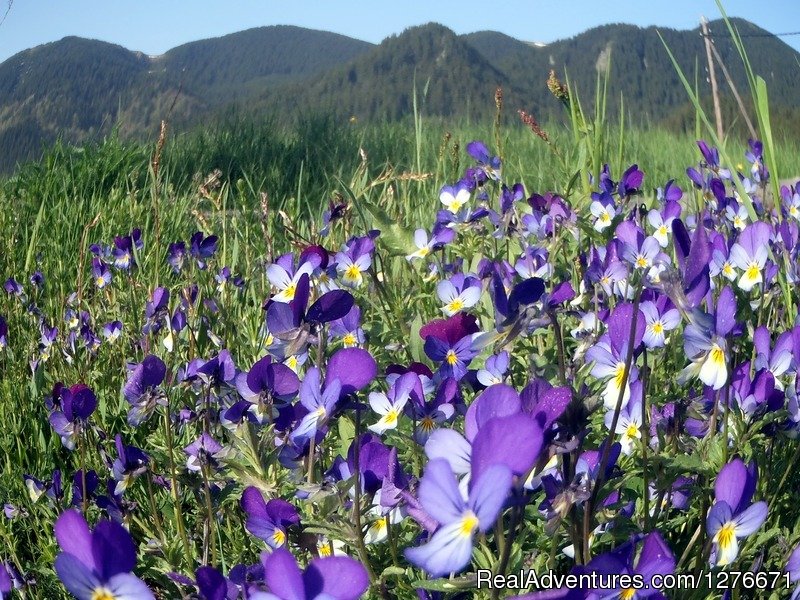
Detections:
[420, 313, 479, 345]
[304, 557, 370, 600]
[262, 547, 304, 600]
[54, 510, 95, 570]
[685, 223, 711, 308]
[307, 290, 354, 324]
[635, 532, 676, 584]
[325, 348, 377, 395]
[608, 303, 645, 355]
[715, 287, 737, 338]
[92, 519, 137, 579]
[464, 384, 521, 442]
[714, 459, 748, 513]
[196, 566, 227, 600]
[470, 414, 543, 483]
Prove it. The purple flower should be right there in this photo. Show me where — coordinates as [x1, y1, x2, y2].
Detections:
[586, 303, 645, 408]
[241, 487, 299, 548]
[92, 258, 112, 289]
[101, 321, 122, 343]
[436, 274, 482, 316]
[123, 355, 167, 425]
[49, 384, 97, 450]
[230, 355, 300, 425]
[707, 458, 768, 566]
[189, 231, 218, 270]
[679, 286, 737, 390]
[184, 433, 226, 472]
[253, 546, 368, 600]
[404, 459, 511, 577]
[465, 140, 501, 180]
[729, 221, 772, 292]
[0, 315, 7, 350]
[112, 434, 150, 496]
[166, 241, 187, 273]
[267, 254, 314, 303]
[329, 305, 365, 348]
[367, 372, 421, 435]
[639, 297, 680, 349]
[54, 509, 154, 600]
[290, 366, 342, 447]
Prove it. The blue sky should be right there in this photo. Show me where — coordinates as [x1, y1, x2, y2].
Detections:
[1, 0, 799, 62]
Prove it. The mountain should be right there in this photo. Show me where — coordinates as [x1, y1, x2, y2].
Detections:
[258, 23, 527, 121]
[464, 18, 800, 123]
[0, 26, 374, 171]
[158, 25, 374, 103]
[1, 19, 799, 171]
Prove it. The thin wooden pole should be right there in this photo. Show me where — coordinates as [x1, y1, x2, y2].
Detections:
[708, 38, 758, 140]
[702, 17, 724, 140]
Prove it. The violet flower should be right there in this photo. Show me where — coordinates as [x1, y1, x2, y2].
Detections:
[241, 486, 299, 548]
[404, 459, 511, 577]
[92, 258, 112, 289]
[707, 458, 768, 566]
[250, 546, 368, 600]
[729, 221, 771, 292]
[123, 355, 167, 425]
[49, 384, 97, 450]
[54, 509, 154, 600]
[111, 434, 150, 496]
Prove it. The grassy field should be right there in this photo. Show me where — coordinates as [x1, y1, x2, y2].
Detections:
[4, 81, 800, 598]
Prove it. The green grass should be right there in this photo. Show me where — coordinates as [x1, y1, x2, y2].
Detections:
[2, 110, 800, 598]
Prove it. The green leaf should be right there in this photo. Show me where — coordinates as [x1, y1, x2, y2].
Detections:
[409, 314, 424, 363]
[362, 199, 414, 257]
[411, 574, 477, 592]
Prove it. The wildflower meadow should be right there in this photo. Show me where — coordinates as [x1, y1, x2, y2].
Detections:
[3, 16, 800, 600]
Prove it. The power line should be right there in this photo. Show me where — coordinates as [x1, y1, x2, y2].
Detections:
[700, 30, 800, 39]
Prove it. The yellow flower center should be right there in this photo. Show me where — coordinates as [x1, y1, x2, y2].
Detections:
[745, 263, 760, 281]
[92, 589, 116, 600]
[658, 225, 667, 236]
[625, 423, 639, 439]
[95, 276, 106, 287]
[614, 363, 627, 389]
[722, 263, 734, 276]
[458, 511, 480, 537]
[734, 216, 744, 229]
[791, 206, 799, 218]
[651, 321, 664, 335]
[272, 529, 286, 547]
[710, 344, 725, 366]
[344, 264, 361, 282]
[343, 333, 357, 347]
[384, 409, 399, 426]
[286, 356, 298, 370]
[446, 298, 465, 313]
[446, 350, 459, 366]
[635, 255, 649, 269]
[418, 247, 430, 257]
[284, 283, 297, 299]
[715, 521, 736, 552]
[620, 588, 636, 600]
[318, 542, 332, 557]
[600, 212, 611, 223]
[373, 516, 387, 533]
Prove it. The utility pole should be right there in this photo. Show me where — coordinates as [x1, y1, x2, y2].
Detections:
[701, 16, 724, 140]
